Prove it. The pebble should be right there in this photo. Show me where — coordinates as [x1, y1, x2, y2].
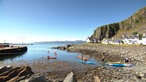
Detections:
[66, 44, 146, 81]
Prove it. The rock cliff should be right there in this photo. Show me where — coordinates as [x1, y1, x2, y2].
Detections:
[91, 6, 146, 40]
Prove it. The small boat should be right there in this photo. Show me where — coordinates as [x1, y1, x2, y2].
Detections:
[79, 60, 95, 65]
[48, 56, 57, 59]
[105, 62, 133, 67]
[54, 52, 57, 55]
[0, 46, 27, 55]
[77, 55, 89, 61]
[106, 62, 121, 64]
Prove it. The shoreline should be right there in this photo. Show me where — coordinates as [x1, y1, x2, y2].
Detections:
[0, 58, 96, 81]
[1, 43, 146, 81]
[59, 43, 146, 81]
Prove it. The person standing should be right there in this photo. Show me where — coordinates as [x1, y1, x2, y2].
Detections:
[124, 57, 131, 63]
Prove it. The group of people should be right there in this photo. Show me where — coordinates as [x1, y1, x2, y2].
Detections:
[124, 57, 131, 63]
[101, 55, 131, 64]
[81, 55, 89, 63]
[47, 51, 57, 59]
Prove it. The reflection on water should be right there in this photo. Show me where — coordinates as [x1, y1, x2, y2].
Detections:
[0, 43, 101, 66]
[0, 52, 26, 61]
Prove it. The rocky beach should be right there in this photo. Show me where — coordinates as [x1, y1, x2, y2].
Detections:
[54, 43, 146, 82]
[0, 1, 145, 82]
[1, 43, 146, 82]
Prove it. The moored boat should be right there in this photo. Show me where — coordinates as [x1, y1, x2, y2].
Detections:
[0, 46, 28, 55]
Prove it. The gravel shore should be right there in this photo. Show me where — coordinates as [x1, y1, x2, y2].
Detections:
[66, 43, 146, 82]
[1, 43, 146, 82]
[0, 58, 96, 81]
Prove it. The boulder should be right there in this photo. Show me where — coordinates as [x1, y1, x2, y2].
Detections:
[51, 44, 73, 50]
[20, 74, 48, 82]
[94, 75, 100, 82]
[0, 66, 33, 82]
[0, 65, 13, 74]
[63, 72, 77, 82]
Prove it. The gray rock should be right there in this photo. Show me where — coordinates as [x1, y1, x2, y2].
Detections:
[20, 74, 47, 82]
[143, 73, 146, 78]
[63, 72, 77, 82]
[140, 73, 145, 77]
[15, 76, 28, 82]
[0, 65, 13, 73]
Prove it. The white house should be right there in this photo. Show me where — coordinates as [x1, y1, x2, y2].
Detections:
[122, 34, 140, 44]
[102, 39, 109, 44]
[86, 37, 91, 43]
[122, 35, 132, 44]
[101, 32, 146, 45]
[102, 38, 121, 44]
[142, 33, 146, 45]
[113, 40, 121, 44]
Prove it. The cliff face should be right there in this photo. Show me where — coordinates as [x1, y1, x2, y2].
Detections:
[92, 23, 120, 40]
[91, 6, 146, 40]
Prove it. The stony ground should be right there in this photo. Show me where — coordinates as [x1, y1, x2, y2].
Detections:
[0, 58, 96, 81]
[66, 43, 146, 82]
[1, 43, 146, 82]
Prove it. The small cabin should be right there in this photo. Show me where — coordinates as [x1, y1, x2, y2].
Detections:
[86, 37, 91, 43]
[142, 33, 146, 45]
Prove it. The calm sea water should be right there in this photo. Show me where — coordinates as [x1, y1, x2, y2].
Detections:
[0, 42, 101, 66]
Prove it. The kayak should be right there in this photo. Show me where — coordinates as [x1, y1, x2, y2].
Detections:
[79, 60, 95, 65]
[48, 56, 57, 59]
[77, 55, 89, 61]
[105, 62, 133, 67]
[107, 62, 121, 64]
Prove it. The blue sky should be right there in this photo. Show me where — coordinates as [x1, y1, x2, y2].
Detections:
[0, 0, 146, 43]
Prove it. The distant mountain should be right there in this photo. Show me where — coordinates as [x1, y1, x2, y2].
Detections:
[91, 6, 146, 40]
[34, 40, 85, 44]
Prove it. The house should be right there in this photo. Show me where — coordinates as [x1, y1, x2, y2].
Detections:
[101, 38, 121, 44]
[102, 38, 109, 44]
[113, 40, 121, 44]
[86, 37, 99, 43]
[121, 35, 132, 44]
[142, 33, 146, 45]
[86, 37, 91, 43]
[122, 35, 140, 44]
[88, 32, 146, 45]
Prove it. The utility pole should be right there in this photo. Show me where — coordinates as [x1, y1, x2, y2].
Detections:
[21, 37, 23, 45]
[19, 37, 24, 45]
[4, 40, 6, 43]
